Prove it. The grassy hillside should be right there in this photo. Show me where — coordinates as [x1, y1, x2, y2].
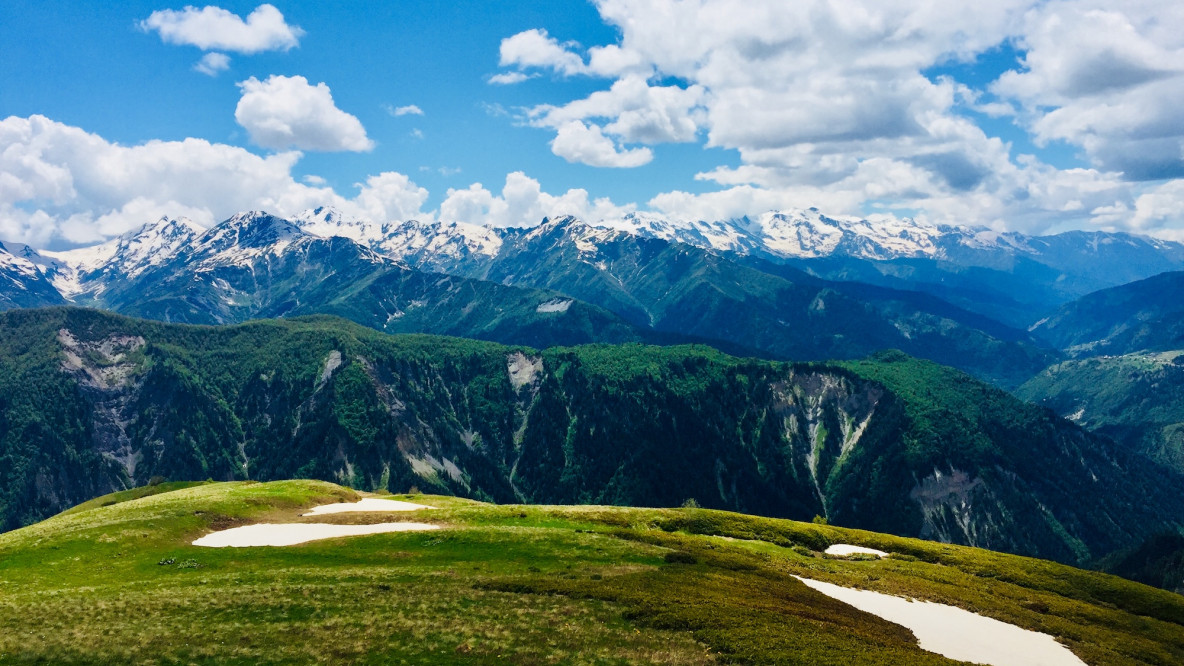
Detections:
[0, 480, 1181, 664]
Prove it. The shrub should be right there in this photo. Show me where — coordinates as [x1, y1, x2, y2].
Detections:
[664, 551, 698, 565]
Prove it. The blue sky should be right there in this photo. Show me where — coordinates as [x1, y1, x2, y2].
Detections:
[2, 1, 1183, 247]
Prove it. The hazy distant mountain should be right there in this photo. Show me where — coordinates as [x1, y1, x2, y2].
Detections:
[1030, 271, 1184, 356]
[596, 209, 1184, 328]
[296, 206, 1184, 329]
[1017, 350, 1184, 475]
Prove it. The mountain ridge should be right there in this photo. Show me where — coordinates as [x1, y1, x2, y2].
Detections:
[0, 208, 1064, 388]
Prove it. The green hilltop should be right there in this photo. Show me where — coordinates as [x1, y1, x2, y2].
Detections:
[0, 480, 1181, 664]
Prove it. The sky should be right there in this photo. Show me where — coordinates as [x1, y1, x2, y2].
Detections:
[2, 0, 1183, 249]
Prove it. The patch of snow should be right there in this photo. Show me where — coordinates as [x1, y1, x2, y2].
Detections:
[825, 544, 889, 558]
[193, 521, 440, 547]
[302, 498, 434, 516]
[794, 576, 1086, 666]
[536, 298, 573, 313]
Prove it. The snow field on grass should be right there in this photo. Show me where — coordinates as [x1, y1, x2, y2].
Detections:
[824, 544, 889, 558]
[193, 522, 440, 547]
[302, 498, 434, 516]
[794, 576, 1086, 666]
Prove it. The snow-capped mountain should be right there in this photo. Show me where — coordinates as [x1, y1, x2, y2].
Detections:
[292, 206, 503, 275]
[4, 204, 1184, 348]
[42, 216, 204, 298]
[0, 241, 66, 309]
[596, 208, 1184, 267]
[585, 209, 1184, 327]
[598, 208, 948, 259]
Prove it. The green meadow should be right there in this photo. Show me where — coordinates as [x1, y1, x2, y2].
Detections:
[1, 480, 1182, 664]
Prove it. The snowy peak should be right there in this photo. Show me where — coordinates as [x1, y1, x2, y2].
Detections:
[196, 211, 304, 256]
[48, 216, 202, 273]
[0, 241, 44, 280]
[593, 208, 994, 261]
[374, 218, 503, 265]
[39, 216, 204, 297]
[293, 206, 386, 243]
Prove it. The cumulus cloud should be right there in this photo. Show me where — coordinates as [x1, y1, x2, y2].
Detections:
[530, 75, 704, 145]
[351, 172, 430, 223]
[498, 29, 588, 76]
[0, 115, 422, 247]
[0, 114, 641, 247]
[193, 52, 230, 76]
[991, 1, 1184, 180]
[140, 4, 303, 53]
[486, 0, 1184, 236]
[439, 172, 634, 227]
[235, 75, 373, 152]
[550, 121, 653, 168]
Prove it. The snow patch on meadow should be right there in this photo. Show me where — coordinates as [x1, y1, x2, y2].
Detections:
[794, 576, 1086, 666]
[825, 544, 888, 558]
[193, 522, 439, 547]
[302, 498, 434, 516]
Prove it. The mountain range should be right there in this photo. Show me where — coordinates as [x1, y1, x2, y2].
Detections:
[10, 206, 1182, 388]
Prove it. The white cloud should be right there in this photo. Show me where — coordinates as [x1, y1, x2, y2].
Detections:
[193, 52, 231, 76]
[498, 29, 587, 76]
[0, 115, 427, 247]
[385, 104, 424, 117]
[991, 1, 1184, 180]
[351, 172, 430, 224]
[439, 172, 634, 227]
[140, 4, 303, 54]
[530, 75, 704, 145]
[550, 121, 653, 168]
[488, 71, 536, 85]
[0, 115, 642, 245]
[1129, 180, 1184, 238]
[235, 75, 373, 152]
[486, 0, 1184, 236]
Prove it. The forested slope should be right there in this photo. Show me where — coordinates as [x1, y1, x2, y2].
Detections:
[0, 307, 1178, 565]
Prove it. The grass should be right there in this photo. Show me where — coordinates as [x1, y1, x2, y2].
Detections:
[55, 480, 213, 517]
[1, 480, 1183, 664]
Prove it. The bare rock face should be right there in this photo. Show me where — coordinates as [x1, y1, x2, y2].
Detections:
[58, 328, 147, 480]
[506, 351, 543, 391]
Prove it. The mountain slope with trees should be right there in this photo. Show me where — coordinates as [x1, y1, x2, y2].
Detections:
[1, 307, 1178, 567]
[1031, 271, 1184, 356]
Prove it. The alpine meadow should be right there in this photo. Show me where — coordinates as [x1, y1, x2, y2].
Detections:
[3, 1, 1184, 664]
